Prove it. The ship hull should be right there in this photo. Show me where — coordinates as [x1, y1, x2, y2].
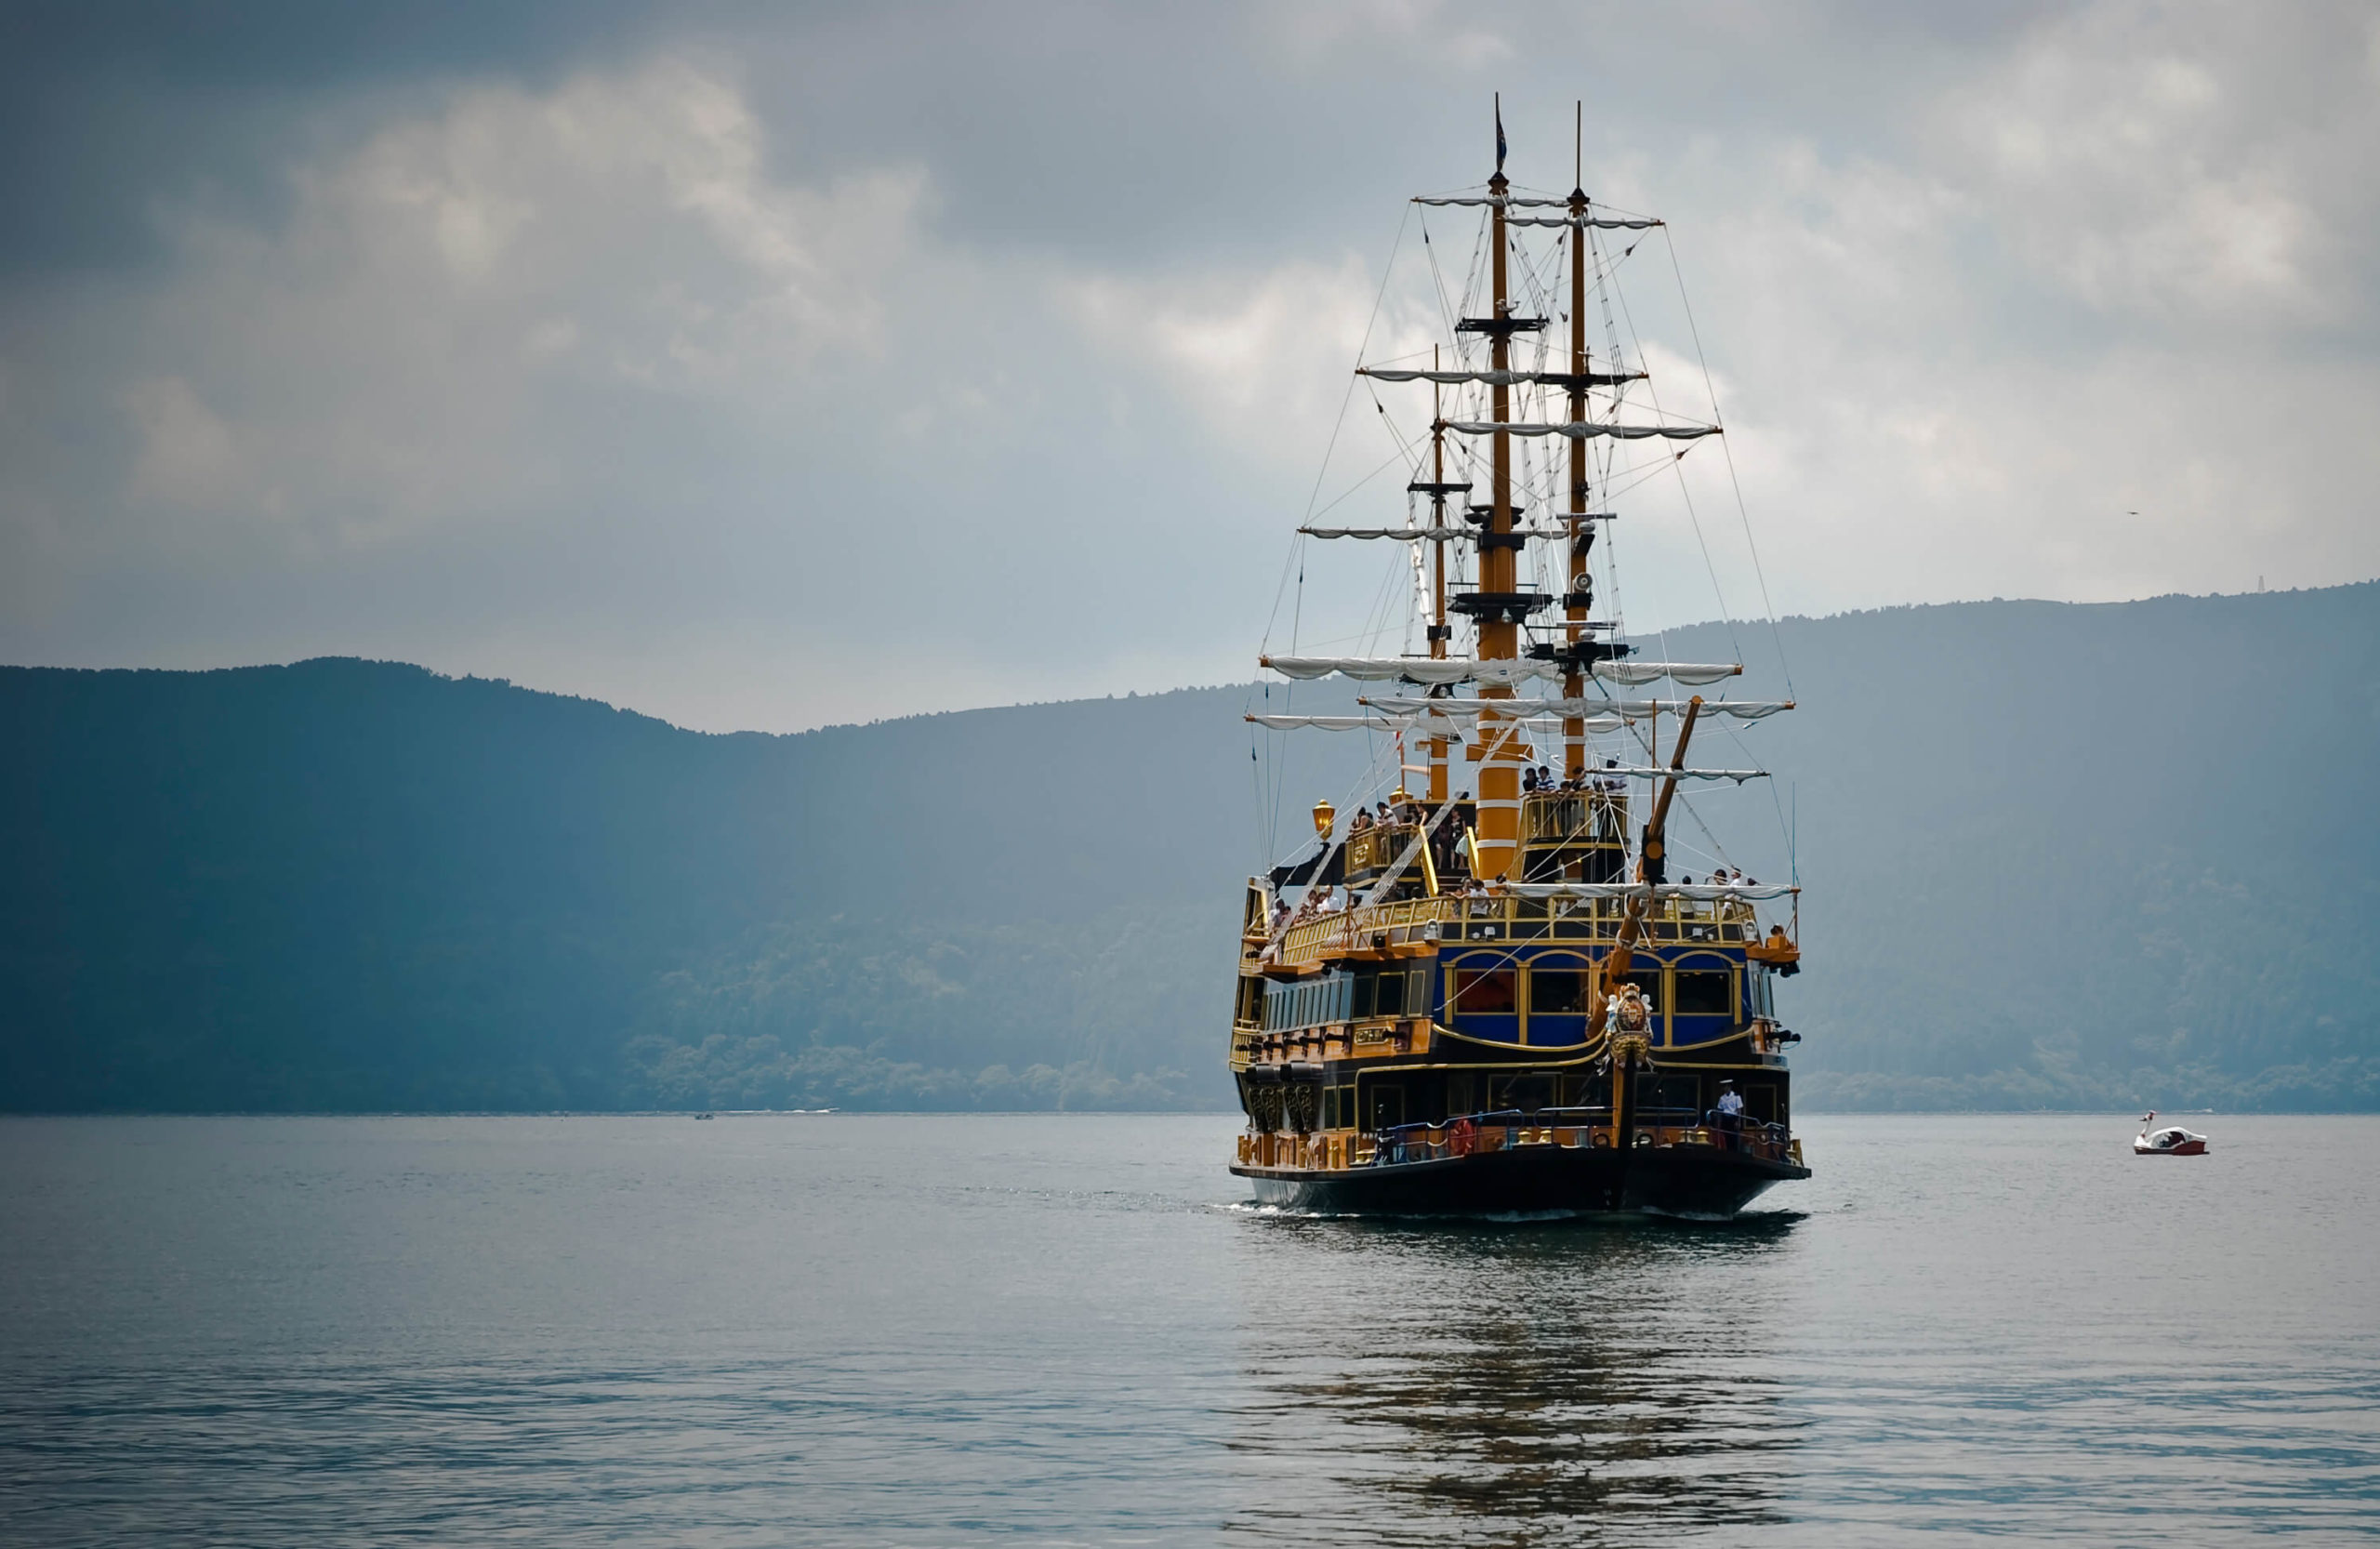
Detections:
[1232, 1144, 1805, 1219]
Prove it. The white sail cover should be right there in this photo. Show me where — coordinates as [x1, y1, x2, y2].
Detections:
[1359, 368, 1645, 387]
[1506, 881, 1797, 901]
[1506, 216, 1663, 230]
[1261, 656, 1742, 689]
[1593, 662, 1742, 686]
[1244, 714, 1413, 732]
[1302, 525, 1581, 542]
[1363, 696, 1790, 721]
[1448, 419, 1719, 442]
[1357, 699, 1625, 733]
[1412, 195, 1568, 207]
[1261, 655, 1561, 686]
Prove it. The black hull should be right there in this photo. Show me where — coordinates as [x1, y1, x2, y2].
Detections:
[1232, 1143, 1806, 1218]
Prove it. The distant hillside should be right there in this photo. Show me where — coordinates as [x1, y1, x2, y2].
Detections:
[3, 581, 2376, 1112]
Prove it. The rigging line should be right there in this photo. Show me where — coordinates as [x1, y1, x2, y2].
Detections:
[1607, 243, 1745, 672]
[1307, 443, 1420, 523]
[1714, 704, 1798, 860]
[1273, 202, 1412, 647]
[1663, 225, 1792, 700]
[1418, 213, 1460, 344]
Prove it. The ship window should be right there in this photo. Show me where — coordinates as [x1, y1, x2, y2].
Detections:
[1746, 968, 1773, 1019]
[1489, 1075, 1553, 1113]
[1368, 1085, 1406, 1130]
[1323, 1085, 1340, 1129]
[1635, 1074, 1700, 1116]
[1531, 969, 1590, 1013]
[1450, 968, 1516, 1014]
[1351, 975, 1374, 1020]
[1405, 968, 1428, 1016]
[1674, 970, 1734, 1016]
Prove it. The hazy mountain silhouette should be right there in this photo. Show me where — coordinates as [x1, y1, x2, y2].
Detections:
[4, 581, 2374, 1112]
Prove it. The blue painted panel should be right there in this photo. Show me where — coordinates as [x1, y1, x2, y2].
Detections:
[1670, 1016, 1736, 1047]
[1526, 1013, 1589, 1047]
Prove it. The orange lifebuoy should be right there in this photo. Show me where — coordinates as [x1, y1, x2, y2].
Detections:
[1448, 1118, 1476, 1158]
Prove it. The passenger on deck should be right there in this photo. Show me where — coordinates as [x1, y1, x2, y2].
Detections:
[1523, 767, 1539, 793]
[1376, 801, 1394, 827]
[1537, 765, 1554, 792]
[1350, 807, 1373, 833]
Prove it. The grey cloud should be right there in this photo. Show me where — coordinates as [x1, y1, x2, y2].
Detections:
[2, 1, 2375, 731]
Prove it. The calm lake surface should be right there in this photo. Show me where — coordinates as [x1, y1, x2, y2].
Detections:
[1, 1113, 2374, 1545]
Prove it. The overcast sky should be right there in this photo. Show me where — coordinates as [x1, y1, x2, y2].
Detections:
[2, 1, 2373, 731]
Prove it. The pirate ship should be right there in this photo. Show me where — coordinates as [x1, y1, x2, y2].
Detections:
[1229, 106, 1810, 1215]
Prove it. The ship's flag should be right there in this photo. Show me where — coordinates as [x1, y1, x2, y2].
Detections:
[1496, 95, 1507, 174]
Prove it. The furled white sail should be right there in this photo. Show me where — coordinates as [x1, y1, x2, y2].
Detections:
[1260, 656, 1742, 689]
[1301, 525, 1581, 542]
[1362, 696, 1790, 721]
[1412, 196, 1569, 208]
[1356, 698, 1625, 733]
[1359, 368, 1645, 387]
[1505, 216, 1663, 230]
[1448, 419, 1720, 442]
[1260, 655, 1562, 686]
[1244, 714, 1413, 732]
[1593, 662, 1743, 686]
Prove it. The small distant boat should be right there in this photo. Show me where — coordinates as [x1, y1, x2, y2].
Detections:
[694, 1112, 715, 1121]
[2134, 1111, 2207, 1155]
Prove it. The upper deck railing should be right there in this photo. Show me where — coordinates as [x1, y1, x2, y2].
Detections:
[1260, 888, 1765, 969]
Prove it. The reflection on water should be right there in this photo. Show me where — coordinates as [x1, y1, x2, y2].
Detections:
[1224, 1214, 1805, 1545]
[5, 1116, 2376, 1544]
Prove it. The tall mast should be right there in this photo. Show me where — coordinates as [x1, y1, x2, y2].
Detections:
[1428, 347, 1449, 804]
[1563, 102, 1590, 784]
[1475, 98, 1520, 881]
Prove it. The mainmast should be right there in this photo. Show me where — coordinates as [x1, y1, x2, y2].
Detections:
[1474, 99, 1520, 881]
[1427, 350, 1449, 804]
[1563, 104, 1591, 783]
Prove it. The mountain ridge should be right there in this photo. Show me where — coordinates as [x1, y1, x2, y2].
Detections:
[4, 581, 2375, 1112]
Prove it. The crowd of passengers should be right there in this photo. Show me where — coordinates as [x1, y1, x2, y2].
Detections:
[1263, 764, 1766, 947]
[1268, 862, 1764, 941]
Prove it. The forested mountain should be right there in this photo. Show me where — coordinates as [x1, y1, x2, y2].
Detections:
[4, 581, 2375, 1112]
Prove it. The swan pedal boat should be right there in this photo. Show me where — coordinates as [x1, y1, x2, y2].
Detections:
[2134, 1111, 2208, 1156]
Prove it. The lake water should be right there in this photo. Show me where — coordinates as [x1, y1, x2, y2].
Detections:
[1, 1113, 2374, 1545]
